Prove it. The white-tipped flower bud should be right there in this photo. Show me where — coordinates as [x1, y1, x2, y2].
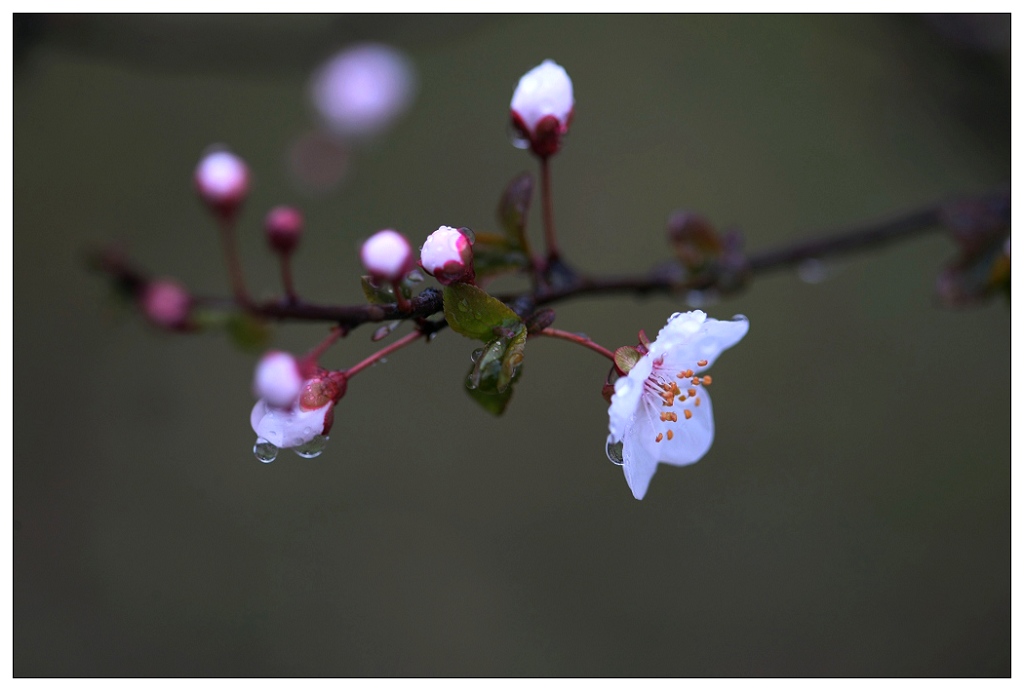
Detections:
[360, 229, 415, 282]
[250, 374, 344, 449]
[140, 279, 191, 330]
[253, 351, 303, 409]
[420, 225, 475, 286]
[510, 59, 574, 158]
[195, 149, 249, 218]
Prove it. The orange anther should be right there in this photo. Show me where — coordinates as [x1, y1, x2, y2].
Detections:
[678, 394, 687, 401]
[666, 429, 674, 441]
[684, 369, 693, 377]
[655, 433, 663, 442]
[670, 412, 678, 422]
[691, 377, 701, 385]
[697, 359, 708, 367]
[684, 409, 693, 420]
[677, 371, 687, 379]
[695, 396, 701, 406]
[688, 388, 697, 397]
[702, 376, 712, 385]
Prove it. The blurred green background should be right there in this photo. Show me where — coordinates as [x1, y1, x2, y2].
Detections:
[14, 14, 1009, 676]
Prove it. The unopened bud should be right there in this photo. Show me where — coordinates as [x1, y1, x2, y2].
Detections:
[195, 148, 249, 219]
[360, 229, 415, 282]
[420, 225, 475, 285]
[140, 279, 191, 330]
[510, 60, 574, 158]
[265, 206, 304, 255]
[254, 351, 303, 409]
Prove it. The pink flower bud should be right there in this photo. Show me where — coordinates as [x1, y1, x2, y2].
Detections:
[510, 60, 574, 158]
[360, 229, 415, 282]
[194, 148, 249, 219]
[253, 351, 303, 409]
[265, 206, 304, 255]
[420, 225, 475, 286]
[140, 279, 191, 330]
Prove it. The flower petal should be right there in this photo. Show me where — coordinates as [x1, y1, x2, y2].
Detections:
[607, 352, 653, 442]
[622, 390, 715, 499]
[655, 312, 749, 374]
[251, 399, 331, 448]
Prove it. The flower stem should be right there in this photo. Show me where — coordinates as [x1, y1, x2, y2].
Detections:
[304, 325, 345, 366]
[279, 255, 297, 304]
[218, 216, 250, 306]
[345, 329, 425, 378]
[537, 327, 616, 362]
[540, 156, 560, 264]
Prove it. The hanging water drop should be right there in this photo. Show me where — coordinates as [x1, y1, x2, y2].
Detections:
[507, 122, 531, 150]
[293, 435, 329, 459]
[254, 438, 279, 463]
[471, 348, 484, 363]
[605, 440, 624, 466]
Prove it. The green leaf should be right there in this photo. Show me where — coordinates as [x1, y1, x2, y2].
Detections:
[226, 313, 271, 352]
[614, 346, 642, 374]
[360, 275, 395, 305]
[472, 247, 531, 278]
[498, 324, 528, 392]
[442, 283, 521, 341]
[498, 172, 534, 251]
[466, 368, 522, 416]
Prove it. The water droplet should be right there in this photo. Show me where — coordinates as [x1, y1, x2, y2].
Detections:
[797, 258, 829, 284]
[507, 122, 531, 150]
[458, 227, 476, 244]
[405, 270, 425, 284]
[458, 299, 469, 312]
[293, 435, 329, 458]
[605, 440, 624, 466]
[465, 373, 479, 390]
[473, 312, 482, 319]
[254, 438, 279, 463]
[471, 348, 484, 363]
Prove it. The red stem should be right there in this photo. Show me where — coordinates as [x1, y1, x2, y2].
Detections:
[540, 156, 560, 263]
[304, 325, 345, 366]
[280, 254, 297, 304]
[537, 327, 615, 362]
[345, 329, 424, 378]
[218, 216, 250, 305]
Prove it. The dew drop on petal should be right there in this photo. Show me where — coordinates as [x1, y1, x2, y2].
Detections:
[605, 440, 624, 466]
[294, 435, 329, 458]
[254, 438, 279, 463]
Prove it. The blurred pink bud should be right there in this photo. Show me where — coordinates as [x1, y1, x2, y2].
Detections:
[510, 60, 574, 158]
[253, 351, 303, 409]
[195, 148, 249, 218]
[265, 206, 304, 255]
[420, 225, 475, 285]
[140, 279, 191, 330]
[310, 43, 417, 139]
[361, 229, 415, 282]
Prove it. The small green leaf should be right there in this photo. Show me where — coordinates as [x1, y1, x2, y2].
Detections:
[360, 275, 395, 305]
[498, 172, 534, 250]
[442, 283, 521, 341]
[498, 324, 528, 392]
[614, 345, 642, 374]
[466, 368, 521, 416]
[226, 313, 271, 352]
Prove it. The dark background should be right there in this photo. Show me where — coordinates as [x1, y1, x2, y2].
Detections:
[14, 15, 1010, 676]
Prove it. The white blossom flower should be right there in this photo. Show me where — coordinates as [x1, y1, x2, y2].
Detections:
[250, 376, 341, 450]
[361, 229, 415, 282]
[253, 351, 303, 409]
[510, 59, 574, 135]
[310, 43, 416, 139]
[607, 310, 749, 500]
[420, 225, 474, 285]
[194, 149, 249, 210]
